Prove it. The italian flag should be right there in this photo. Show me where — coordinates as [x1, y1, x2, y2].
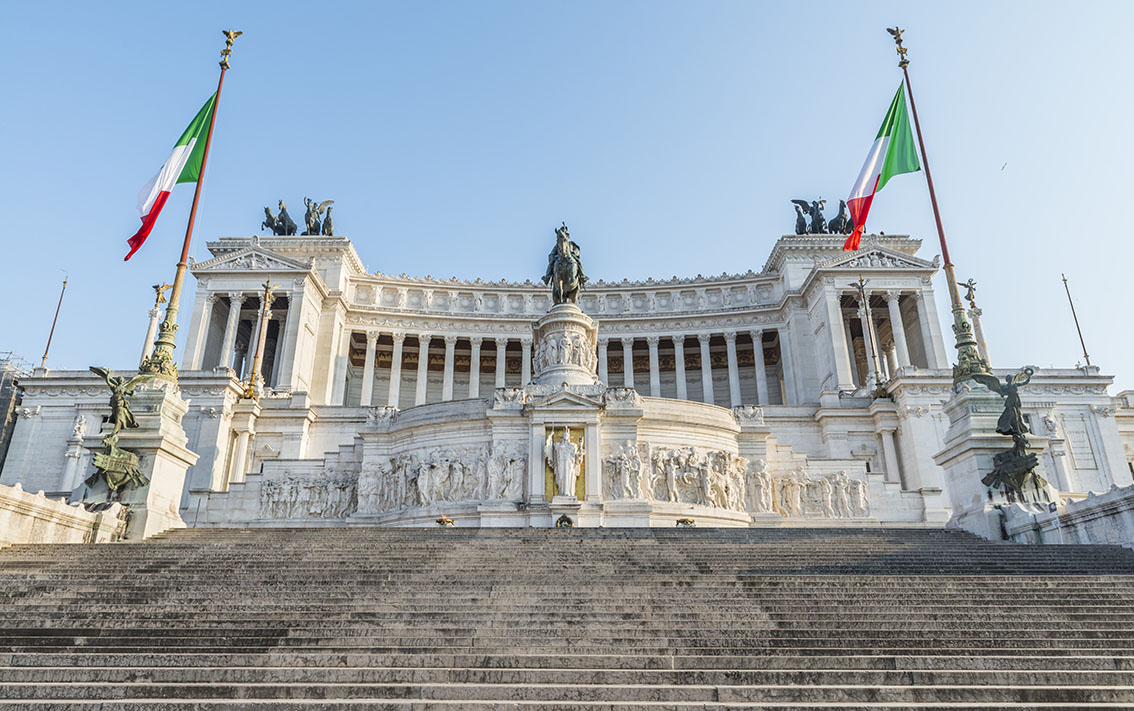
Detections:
[844, 83, 920, 250]
[125, 93, 217, 261]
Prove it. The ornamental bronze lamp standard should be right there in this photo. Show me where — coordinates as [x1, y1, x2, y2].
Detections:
[242, 280, 277, 400]
[887, 27, 990, 384]
[850, 276, 888, 400]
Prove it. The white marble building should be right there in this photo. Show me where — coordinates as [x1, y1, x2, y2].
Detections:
[3, 232, 1132, 529]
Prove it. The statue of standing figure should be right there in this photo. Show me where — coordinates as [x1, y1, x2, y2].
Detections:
[545, 427, 584, 498]
[542, 223, 587, 304]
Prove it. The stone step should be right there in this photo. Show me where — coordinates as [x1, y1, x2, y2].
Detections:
[3, 680, 1134, 703]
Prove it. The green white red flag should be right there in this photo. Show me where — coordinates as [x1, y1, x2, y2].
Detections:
[844, 84, 920, 250]
[125, 93, 217, 261]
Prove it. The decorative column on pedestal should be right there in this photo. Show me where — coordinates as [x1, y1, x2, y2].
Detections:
[140, 284, 174, 367]
[242, 280, 276, 400]
[140, 308, 161, 366]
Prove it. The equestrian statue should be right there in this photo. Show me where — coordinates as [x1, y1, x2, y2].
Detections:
[542, 222, 588, 305]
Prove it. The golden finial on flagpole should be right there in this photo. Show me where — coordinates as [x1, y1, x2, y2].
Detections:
[220, 30, 242, 69]
[887, 27, 909, 68]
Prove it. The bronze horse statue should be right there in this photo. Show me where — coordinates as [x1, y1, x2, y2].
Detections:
[542, 223, 586, 304]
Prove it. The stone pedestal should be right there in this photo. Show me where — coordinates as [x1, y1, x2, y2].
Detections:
[532, 304, 599, 386]
[83, 383, 198, 539]
[549, 496, 582, 526]
[934, 387, 1056, 540]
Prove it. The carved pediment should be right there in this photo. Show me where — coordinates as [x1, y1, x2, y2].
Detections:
[525, 385, 605, 411]
[191, 247, 312, 274]
[818, 247, 936, 272]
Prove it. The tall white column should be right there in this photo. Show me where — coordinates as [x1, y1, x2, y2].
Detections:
[441, 335, 457, 400]
[825, 290, 856, 390]
[266, 316, 283, 387]
[520, 338, 532, 384]
[674, 336, 688, 400]
[724, 331, 741, 407]
[229, 430, 251, 485]
[468, 337, 482, 398]
[140, 307, 162, 367]
[219, 293, 245, 371]
[360, 331, 378, 406]
[857, 306, 877, 387]
[880, 428, 903, 486]
[750, 329, 768, 406]
[415, 333, 432, 406]
[885, 291, 911, 368]
[646, 337, 661, 396]
[275, 285, 305, 390]
[494, 338, 507, 388]
[621, 337, 635, 388]
[185, 293, 215, 370]
[597, 338, 609, 385]
[387, 332, 405, 407]
[698, 334, 715, 404]
[331, 327, 352, 405]
[843, 315, 860, 385]
[915, 289, 950, 369]
[884, 341, 898, 379]
[969, 306, 990, 363]
[778, 327, 797, 405]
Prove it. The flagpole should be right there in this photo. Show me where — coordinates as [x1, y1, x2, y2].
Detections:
[888, 27, 989, 384]
[140, 30, 241, 380]
[39, 277, 68, 369]
[1061, 274, 1091, 368]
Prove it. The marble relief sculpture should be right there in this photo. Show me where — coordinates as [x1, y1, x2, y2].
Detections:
[744, 462, 869, 518]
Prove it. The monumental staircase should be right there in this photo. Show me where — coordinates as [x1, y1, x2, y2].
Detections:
[1, 527, 1134, 709]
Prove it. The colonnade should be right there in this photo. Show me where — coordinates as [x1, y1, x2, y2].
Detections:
[187, 291, 297, 389]
[337, 327, 794, 408]
[345, 333, 533, 408]
[833, 290, 943, 389]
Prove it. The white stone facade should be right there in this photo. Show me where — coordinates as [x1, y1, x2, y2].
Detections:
[2, 233, 1132, 529]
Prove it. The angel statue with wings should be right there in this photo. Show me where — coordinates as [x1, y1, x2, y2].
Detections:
[972, 367, 1034, 456]
[303, 198, 334, 236]
[89, 367, 153, 436]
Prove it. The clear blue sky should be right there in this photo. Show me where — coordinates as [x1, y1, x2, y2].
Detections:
[2, 1, 1131, 390]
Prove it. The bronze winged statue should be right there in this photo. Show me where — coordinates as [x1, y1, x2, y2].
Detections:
[972, 367, 1049, 496]
[790, 199, 828, 234]
[303, 198, 334, 236]
[972, 367, 1034, 453]
[88, 367, 153, 436]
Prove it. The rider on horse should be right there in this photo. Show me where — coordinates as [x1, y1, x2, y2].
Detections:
[542, 223, 587, 304]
